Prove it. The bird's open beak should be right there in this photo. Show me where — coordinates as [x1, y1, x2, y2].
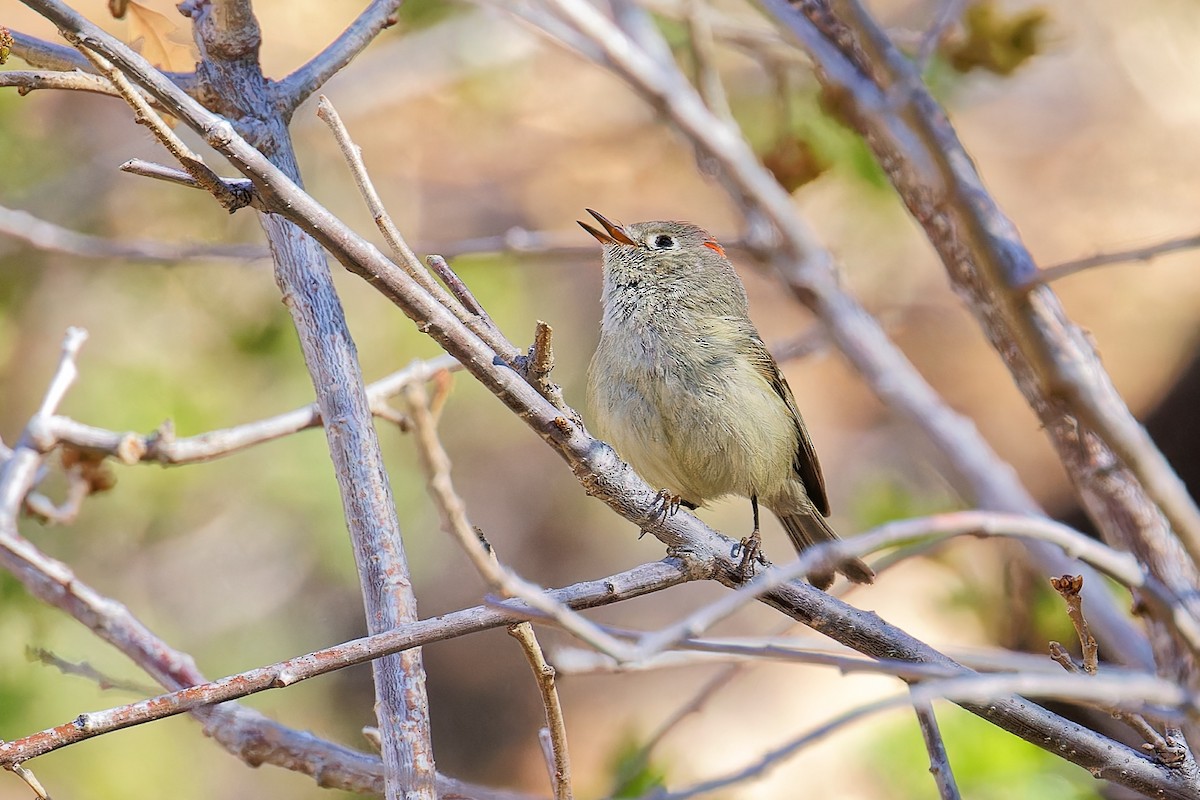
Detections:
[578, 209, 636, 246]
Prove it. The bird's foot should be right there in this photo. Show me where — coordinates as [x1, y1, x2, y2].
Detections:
[732, 530, 767, 578]
[648, 489, 683, 522]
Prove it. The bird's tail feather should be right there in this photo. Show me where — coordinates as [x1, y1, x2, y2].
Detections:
[776, 509, 875, 590]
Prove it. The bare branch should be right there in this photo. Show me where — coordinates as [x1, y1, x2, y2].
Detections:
[762, 0, 1200, 583]
[1050, 574, 1099, 675]
[0, 559, 687, 767]
[427, 254, 490, 320]
[1031, 232, 1200, 288]
[515, 0, 1150, 666]
[912, 700, 961, 800]
[7, 28, 93, 71]
[0, 203, 267, 263]
[276, 0, 403, 113]
[508, 623, 574, 800]
[631, 510, 1200, 663]
[402, 379, 637, 659]
[0, 69, 119, 96]
[70, 44, 245, 213]
[37, 356, 458, 466]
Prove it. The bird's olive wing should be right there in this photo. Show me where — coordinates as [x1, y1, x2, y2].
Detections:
[747, 335, 830, 516]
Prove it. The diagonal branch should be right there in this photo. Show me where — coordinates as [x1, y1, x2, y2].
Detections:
[35, 356, 459, 466]
[763, 0, 1200, 588]
[0, 559, 686, 768]
[14, 3, 1190, 796]
[0, 203, 266, 263]
[275, 0, 403, 114]
[519, 0, 1150, 669]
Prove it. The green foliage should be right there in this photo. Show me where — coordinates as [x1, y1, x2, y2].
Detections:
[607, 731, 670, 799]
[850, 474, 959, 531]
[394, 0, 467, 32]
[870, 705, 1102, 799]
[942, 1, 1050, 76]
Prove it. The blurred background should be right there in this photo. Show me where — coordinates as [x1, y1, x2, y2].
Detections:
[2, 0, 1199, 798]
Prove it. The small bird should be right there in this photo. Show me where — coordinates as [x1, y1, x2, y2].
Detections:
[579, 209, 874, 589]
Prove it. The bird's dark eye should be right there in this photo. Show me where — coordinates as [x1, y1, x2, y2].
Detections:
[652, 234, 676, 249]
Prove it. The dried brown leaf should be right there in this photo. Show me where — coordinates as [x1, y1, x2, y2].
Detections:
[125, 1, 196, 72]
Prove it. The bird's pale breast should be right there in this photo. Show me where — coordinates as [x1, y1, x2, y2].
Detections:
[588, 316, 797, 505]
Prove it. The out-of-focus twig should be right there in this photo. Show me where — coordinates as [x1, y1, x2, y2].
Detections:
[402, 380, 636, 659]
[0, 203, 267, 263]
[912, 699, 961, 800]
[276, 0, 404, 112]
[1030, 232, 1200, 289]
[0, 559, 687, 767]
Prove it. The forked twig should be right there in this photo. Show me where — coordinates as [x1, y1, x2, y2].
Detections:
[401, 380, 637, 660]
[1050, 575, 1186, 764]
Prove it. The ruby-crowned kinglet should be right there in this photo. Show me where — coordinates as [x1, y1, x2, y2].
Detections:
[579, 209, 874, 589]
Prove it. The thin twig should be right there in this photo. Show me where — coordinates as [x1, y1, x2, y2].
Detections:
[609, 661, 749, 797]
[275, 0, 403, 112]
[1050, 575, 1098, 674]
[1049, 578, 1187, 764]
[0, 559, 688, 767]
[508, 623, 573, 800]
[912, 700, 962, 800]
[518, 321, 571, 413]
[34, 356, 459, 466]
[314, 96, 521, 364]
[683, 0, 732, 121]
[0, 69, 120, 96]
[913, 0, 966, 72]
[0, 202, 267, 263]
[630, 510, 1200, 663]
[427, 254, 490, 320]
[315, 97, 450, 300]
[1030, 232, 1200, 288]
[70, 43, 244, 213]
[11, 763, 50, 800]
[402, 380, 636, 659]
[27, 647, 158, 695]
